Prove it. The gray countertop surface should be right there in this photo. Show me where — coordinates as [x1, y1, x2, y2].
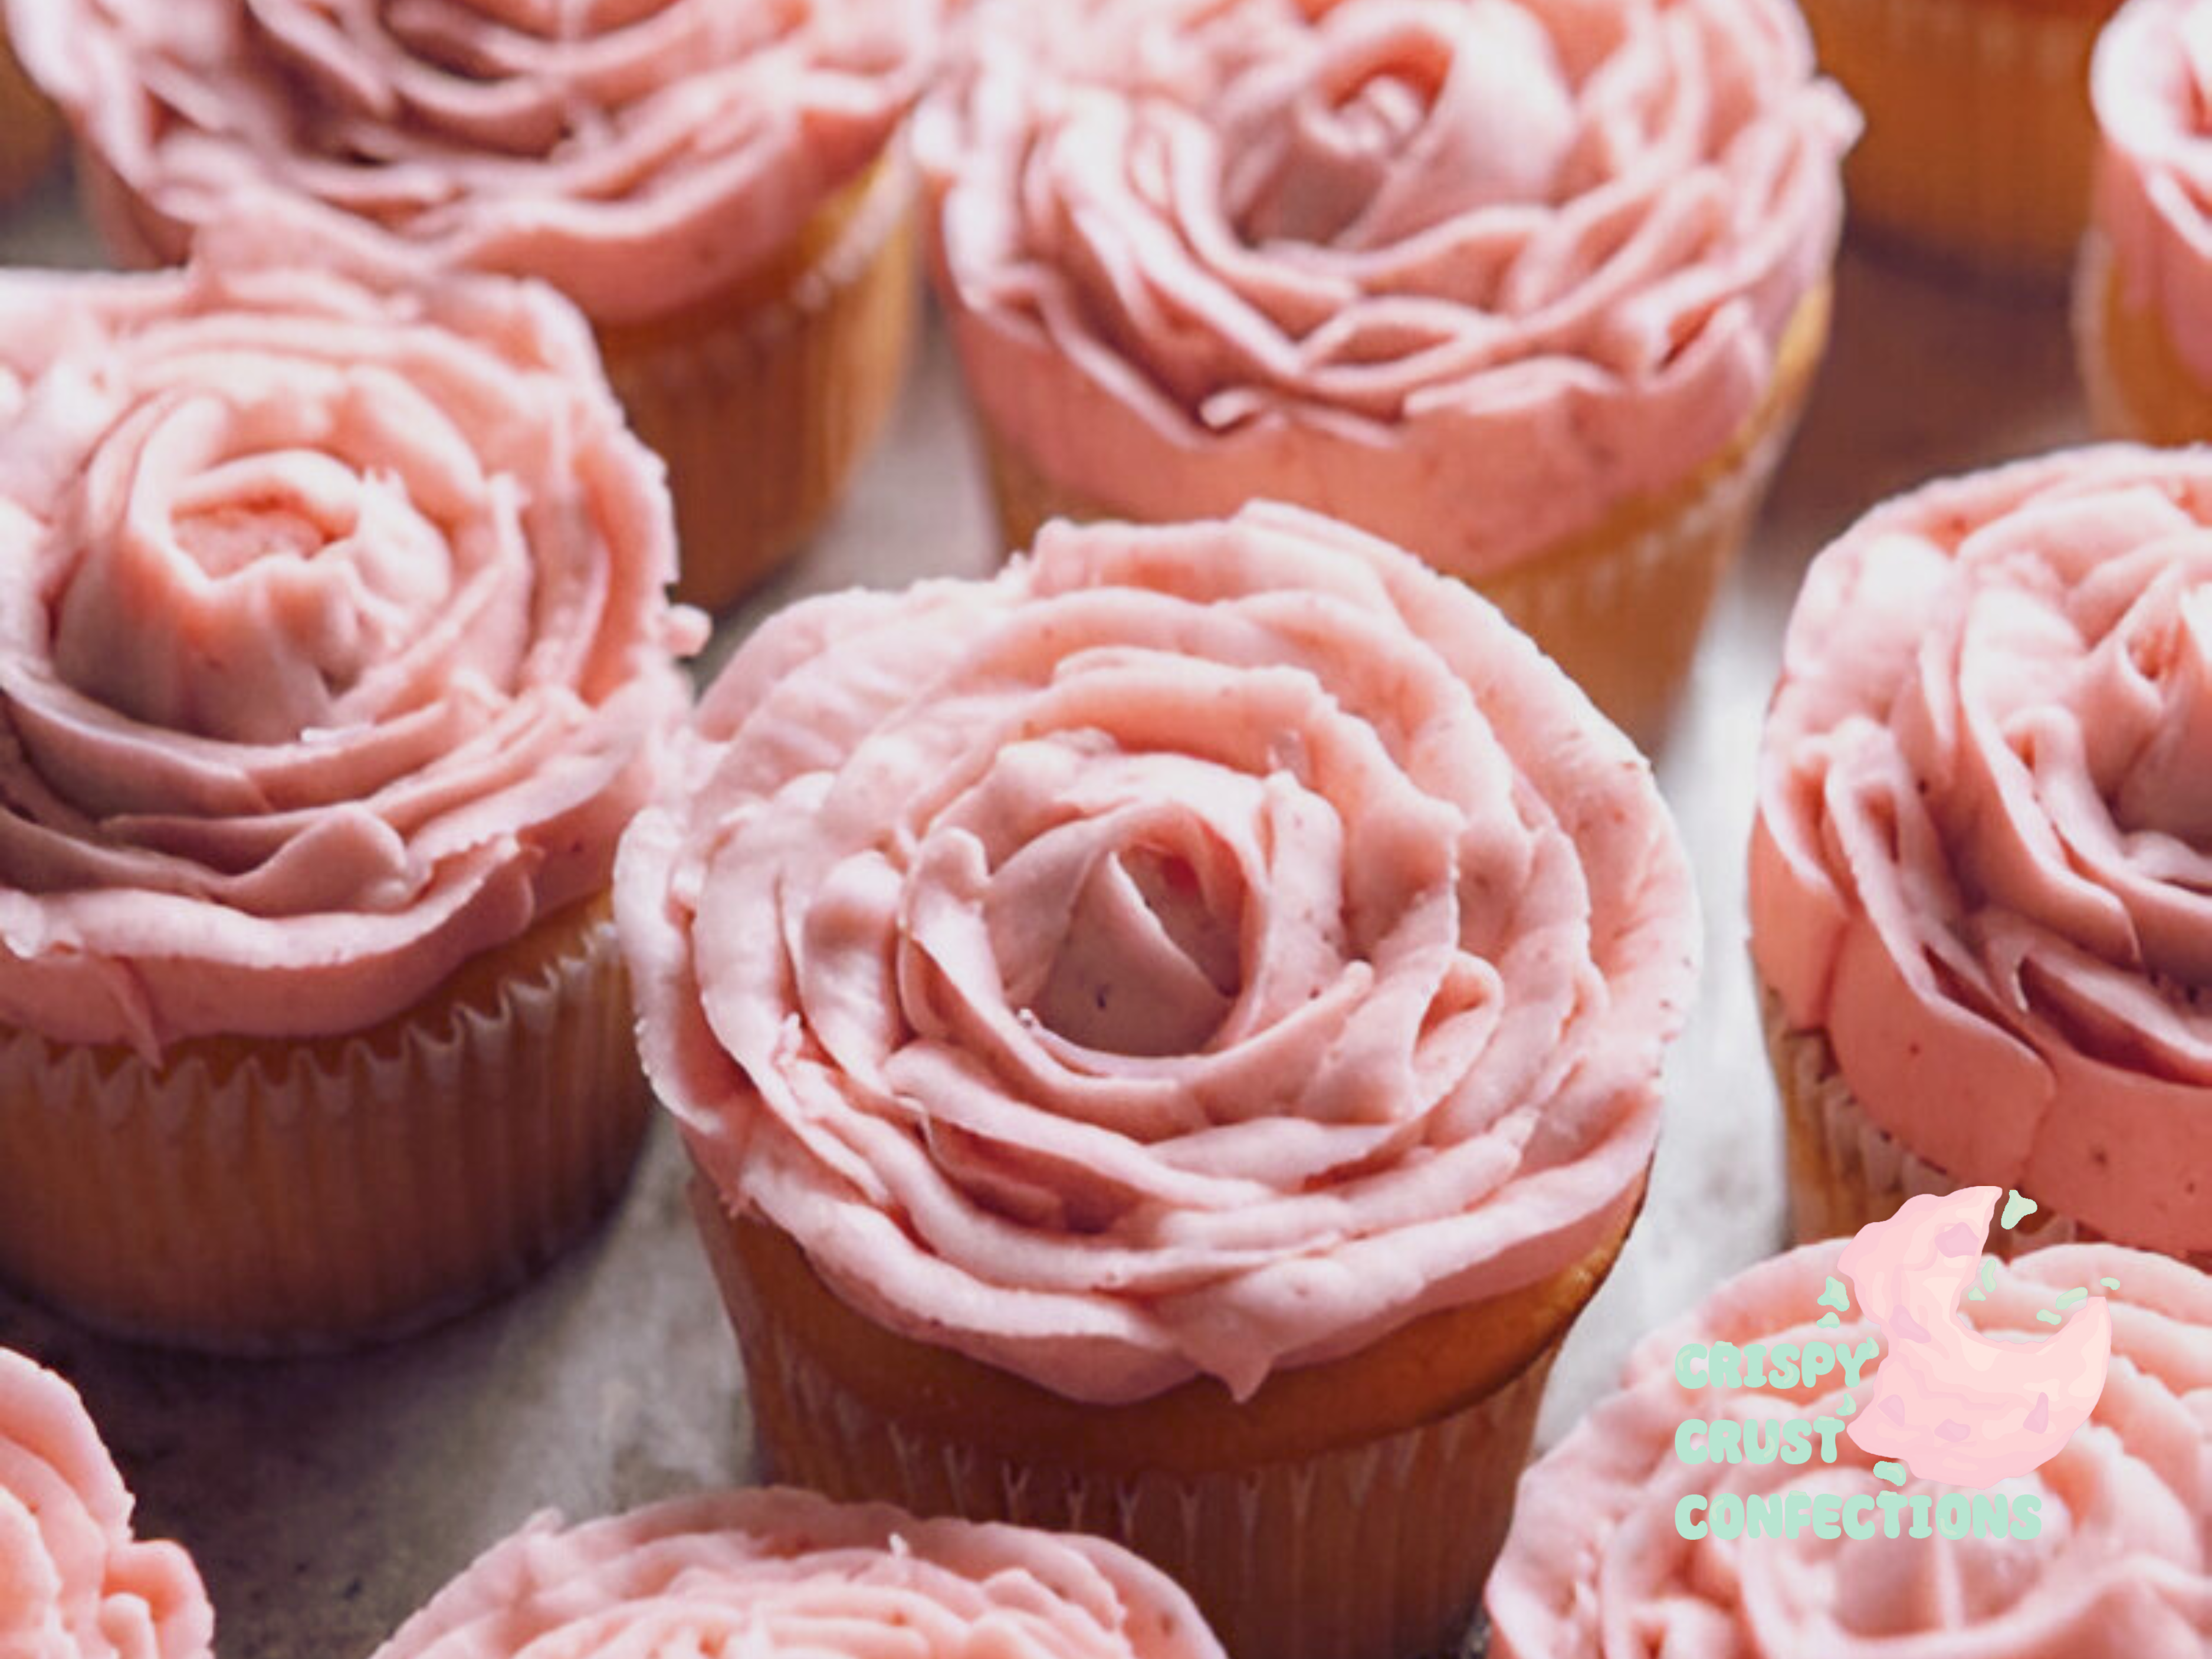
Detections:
[0, 167, 2090, 1659]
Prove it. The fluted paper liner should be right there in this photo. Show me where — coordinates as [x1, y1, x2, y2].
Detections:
[0, 902, 651, 1353]
[599, 151, 921, 613]
[983, 283, 1830, 748]
[695, 1179, 1594, 1659]
[1800, 0, 2109, 278]
[1761, 980, 2212, 1269]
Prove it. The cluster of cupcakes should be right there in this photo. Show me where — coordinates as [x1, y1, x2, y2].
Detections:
[0, 2, 2204, 1659]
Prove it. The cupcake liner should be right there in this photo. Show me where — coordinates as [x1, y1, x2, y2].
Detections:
[2072, 229, 2212, 443]
[1760, 981, 2212, 1268]
[0, 21, 60, 207]
[0, 904, 651, 1354]
[985, 284, 1829, 746]
[599, 153, 921, 613]
[695, 1180, 1570, 1659]
[1799, 0, 2111, 278]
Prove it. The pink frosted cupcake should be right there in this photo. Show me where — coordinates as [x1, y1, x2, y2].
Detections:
[373, 1488, 1223, 1659]
[617, 503, 1698, 1658]
[1, 1346, 214, 1659]
[0, 248, 700, 1351]
[1486, 1233, 2211, 1657]
[9, 0, 938, 610]
[918, 0, 1855, 737]
[2078, 0, 2212, 444]
[1752, 446, 2212, 1266]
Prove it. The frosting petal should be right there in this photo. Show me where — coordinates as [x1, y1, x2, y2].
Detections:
[1751, 446, 2212, 1257]
[917, 0, 1855, 576]
[0, 1348, 214, 1659]
[0, 251, 698, 1056]
[1486, 1241, 2212, 1659]
[617, 504, 1697, 1404]
[7, 0, 936, 326]
[372, 1487, 1223, 1659]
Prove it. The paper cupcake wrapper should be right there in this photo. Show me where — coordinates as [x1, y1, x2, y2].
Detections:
[599, 152, 921, 613]
[0, 21, 59, 206]
[2072, 230, 2212, 446]
[1800, 0, 2109, 277]
[697, 1181, 1556, 1659]
[0, 907, 651, 1354]
[1761, 981, 2212, 1269]
[986, 282, 1827, 748]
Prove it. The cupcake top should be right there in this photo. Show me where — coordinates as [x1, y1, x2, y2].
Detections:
[1751, 446, 2212, 1260]
[372, 1487, 1223, 1659]
[0, 248, 698, 1059]
[9, 0, 936, 327]
[1484, 1238, 2211, 1659]
[0, 1348, 214, 1659]
[917, 0, 1853, 577]
[618, 504, 1697, 1404]
[2093, 0, 2212, 385]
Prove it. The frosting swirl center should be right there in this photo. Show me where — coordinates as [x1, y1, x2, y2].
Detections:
[44, 375, 483, 745]
[1217, 0, 1575, 246]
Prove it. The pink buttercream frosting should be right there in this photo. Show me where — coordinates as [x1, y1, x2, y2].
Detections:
[2093, 0, 2212, 386]
[1842, 1187, 2111, 1486]
[617, 503, 1697, 1405]
[917, 0, 1855, 577]
[1751, 446, 2212, 1259]
[372, 1487, 1222, 1659]
[1485, 1241, 2212, 1659]
[0, 1348, 214, 1659]
[7, 0, 935, 327]
[0, 248, 699, 1057]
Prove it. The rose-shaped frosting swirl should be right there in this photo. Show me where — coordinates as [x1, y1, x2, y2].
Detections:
[0, 1348, 213, 1659]
[2094, 0, 2212, 387]
[617, 504, 1696, 1403]
[8, 0, 935, 326]
[1485, 1242, 2212, 1659]
[374, 1489, 1222, 1659]
[916, 0, 1853, 577]
[0, 249, 698, 1057]
[1751, 446, 2212, 1259]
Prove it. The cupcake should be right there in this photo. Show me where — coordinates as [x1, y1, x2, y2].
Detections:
[0, 18, 58, 206]
[1751, 446, 2212, 1266]
[1803, 0, 2119, 280]
[372, 1487, 1223, 1659]
[1485, 1230, 2211, 1658]
[1, 1346, 214, 1659]
[617, 504, 1699, 1659]
[0, 249, 700, 1351]
[2080, 0, 2212, 442]
[8, 0, 937, 612]
[915, 0, 1854, 740]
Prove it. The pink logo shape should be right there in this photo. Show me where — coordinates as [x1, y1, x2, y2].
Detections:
[1840, 1186, 2110, 1487]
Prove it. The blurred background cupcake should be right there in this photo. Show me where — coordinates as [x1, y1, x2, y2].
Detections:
[0, 18, 57, 208]
[8, 0, 940, 611]
[1486, 1237, 2210, 1658]
[1, 1346, 215, 1659]
[917, 0, 1855, 740]
[1751, 446, 2212, 1267]
[0, 249, 700, 1352]
[1803, 0, 2121, 281]
[617, 504, 1699, 1659]
[2078, 0, 2212, 439]
[372, 1488, 1225, 1659]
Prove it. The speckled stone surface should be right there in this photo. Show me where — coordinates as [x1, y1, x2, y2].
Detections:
[0, 162, 2089, 1659]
